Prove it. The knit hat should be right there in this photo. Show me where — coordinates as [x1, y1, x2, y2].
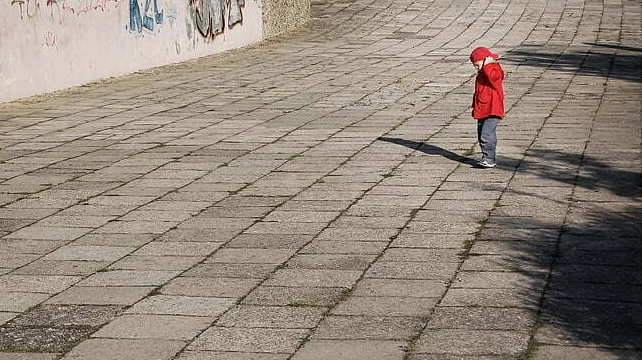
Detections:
[470, 46, 500, 63]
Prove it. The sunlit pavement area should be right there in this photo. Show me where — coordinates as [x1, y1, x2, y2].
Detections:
[0, 0, 640, 359]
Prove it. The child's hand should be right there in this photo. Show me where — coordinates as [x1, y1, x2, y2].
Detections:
[473, 56, 497, 71]
[484, 56, 496, 64]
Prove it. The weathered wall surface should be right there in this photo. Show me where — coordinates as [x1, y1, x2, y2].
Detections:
[262, 0, 311, 38]
[1, 0, 270, 103]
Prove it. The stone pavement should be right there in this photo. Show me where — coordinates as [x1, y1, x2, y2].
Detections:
[0, 0, 640, 359]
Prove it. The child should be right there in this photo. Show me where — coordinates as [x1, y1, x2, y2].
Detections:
[470, 46, 505, 168]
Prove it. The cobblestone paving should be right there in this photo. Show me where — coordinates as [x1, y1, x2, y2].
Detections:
[0, 0, 640, 359]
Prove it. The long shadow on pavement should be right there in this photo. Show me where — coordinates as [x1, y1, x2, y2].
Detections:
[377, 137, 478, 166]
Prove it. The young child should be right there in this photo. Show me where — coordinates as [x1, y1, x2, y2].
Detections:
[470, 46, 505, 168]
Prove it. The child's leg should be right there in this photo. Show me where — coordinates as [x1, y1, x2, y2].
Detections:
[477, 117, 500, 164]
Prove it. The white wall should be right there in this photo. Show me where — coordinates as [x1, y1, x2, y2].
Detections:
[0, 0, 264, 103]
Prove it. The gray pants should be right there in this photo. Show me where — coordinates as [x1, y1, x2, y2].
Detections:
[477, 117, 500, 164]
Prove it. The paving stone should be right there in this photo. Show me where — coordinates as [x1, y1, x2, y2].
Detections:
[0, 253, 39, 268]
[330, 296, 438, 317]
[0, 314, 17, 327]
[315, 228, 398, 242]
[406, 355, 508, 360]
[291, 339, 406, 360]
[551, 264, 642, 285]
[352, 279, 447, 298]
[78, 270, 180, 286]
[286, 254, 376, 270]
[156, 229, 238, 243]
[205, 248, 296, 264]
[175, 351, 289, 360]
[161, 277, 262, 298]
[133, 241, 222, 256]
[312, 315, 424, 340]
[94, 220, 177, 235]
[0, 353, 59, 360]
[0, 327, 92, 353]
[262, 210, 340, 223]
[118, 210, 194, 222]
[244, 221, 327, 235]
[42, 245, 135, 261]
[243, 285, 348, 308]
[414, 329, 530, 356]
[199, 206, 273, 219]
[540, 298, 642, 326]
[108, 255, 204, 271]
[0, 275, 80, 293]
[188, 327, 309, 353]
[46, 286, 154, 305]
[182, 263, 277, 278]
[125, 295, 235, 317]
[459, 255, 552, 272]
[12, 260, 110, 276]
[0, 292, 51, 312]
[530, 345, 640, 360]
[441, 288, 542, 308]
[92, 314, 212, 340]
[35, 216, 116, 228]
[60, 338, 185, 360]
[534, 323, 642, 348]
[427, 307, 537, 330]
[265, 269, 363, 288]
[217, 305, 326, 328]
[300, 240, 388, 254]
[177, 217, 255, 231]
[390, 233, 474, 249]
[546, 281, 642, 303]
[0, 239, 67, 254]
[379, 248, 461, 263]
[4, 227, 91, 240]
[225, 234, 313, 249]
[72, 233, 156, 247]
[6, 304, 124, 328]
[365, 261, 459, 280]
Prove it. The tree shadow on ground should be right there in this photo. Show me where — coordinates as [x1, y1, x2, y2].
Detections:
[481, 148, 642, 358]
[501, 43, 642, 84]
[511, 148, 641, 197]
[377, 137, 478, 166]
[479, 204, 642, 358]
[378, 136, 641, 357]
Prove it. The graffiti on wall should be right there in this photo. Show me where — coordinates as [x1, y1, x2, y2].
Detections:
[129, 0, 163, 32]
[189, 0, 244, 39]
[11, 0, 121, 23]
[11, 0, 39, 20]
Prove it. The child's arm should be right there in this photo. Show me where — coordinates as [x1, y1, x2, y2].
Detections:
[480, 63, 503, 90]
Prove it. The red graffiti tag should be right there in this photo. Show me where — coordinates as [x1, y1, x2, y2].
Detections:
[44, 31, 57, 47]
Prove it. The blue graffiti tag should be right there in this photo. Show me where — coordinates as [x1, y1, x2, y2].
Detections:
[130, 0, 163, 32]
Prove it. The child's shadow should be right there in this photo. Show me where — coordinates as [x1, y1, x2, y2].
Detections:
[377, 137, 478, 166]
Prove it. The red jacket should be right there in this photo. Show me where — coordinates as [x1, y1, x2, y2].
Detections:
[472, 62, 504, 119]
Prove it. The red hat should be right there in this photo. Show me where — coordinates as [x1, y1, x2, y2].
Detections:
[470, 46, 500, 62]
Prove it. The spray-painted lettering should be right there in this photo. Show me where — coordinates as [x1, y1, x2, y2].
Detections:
[11, 0, 121, 23]
[11, 0, 40, 20]
[129, 0, 163, 32]
[44, 31, 57, 48]
[189, 0, 244, 39]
